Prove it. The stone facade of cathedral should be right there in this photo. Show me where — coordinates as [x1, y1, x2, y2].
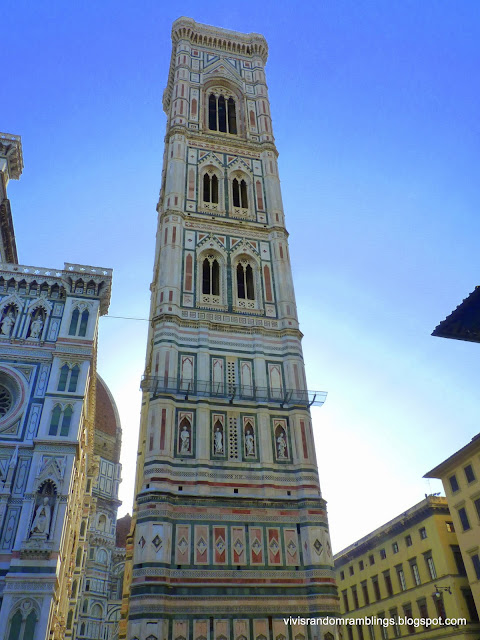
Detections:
[0, 133, 125, 640]
[121, 18, 338, 640]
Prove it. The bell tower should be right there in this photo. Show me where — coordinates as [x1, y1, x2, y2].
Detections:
[122, 17, 338, 640]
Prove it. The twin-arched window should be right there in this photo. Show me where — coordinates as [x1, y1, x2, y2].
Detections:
[208, 93, 237, 134]
[232, 178, 248, 208]
[69, 308, 89, 337]
[57, 364, 80, 393]
[203, 173, 219, 204]
[202, 256, 220, 296]
[49, 405, 73, 437]
[236, 261, 255, 300]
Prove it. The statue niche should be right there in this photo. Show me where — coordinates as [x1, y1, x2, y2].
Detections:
[30, 480, 56, 539]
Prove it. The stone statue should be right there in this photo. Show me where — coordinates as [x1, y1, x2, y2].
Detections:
[214, 427, 223, 453]
[180, 424, 190, 453]
[245, 429, 255, 456]
[276, 431, 287, 459]
[0, 310, 15, 337]
[30, 497, 52, 538]
[29, 315, 44, 339]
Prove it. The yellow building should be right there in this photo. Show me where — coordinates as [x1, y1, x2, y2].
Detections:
[425, 436, 480, 620]
[334, 496, 480, 639]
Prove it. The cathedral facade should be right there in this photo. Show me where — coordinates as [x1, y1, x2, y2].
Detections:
[0, 133, 125, 640]
[122, 18, 338, 640]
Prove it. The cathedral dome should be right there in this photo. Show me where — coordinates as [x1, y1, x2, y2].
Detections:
[95, 374, 122, 462]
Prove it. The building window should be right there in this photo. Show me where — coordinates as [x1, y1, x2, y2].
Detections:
[69, 308, 89, 337]
[445, 521, 455, 532]
[236, 260, 255, 300]
[425, 555, 437, 580]
[403, 605, 415, 634]
[383, 571, 393, 597]
[342, 590, 350, 613]
[340, 570, 345, 580]
[462, 588, 480, 622]
[474, 497, 480, 520]
[449, 474, 459, 492]
[372, 576, 381, 601]
[464, 464, 476, 483]
[359, 560, 364, 571]
[369, 554, 375, 565]
[48, 405, 73, 437]
[349, 566, 354, 576]
[58, 364, 80, 393]
[433, 595, 446, 621]
[208, 93, 237, 134]
[396, 568, 407, 591]
[419, 527, 427, 539]
[380, 548, 386, 560]
[202, 256, 220, 296]
[362, 581, 370, 605]
[358, 625, 365, 640]
[471, 554, 480, 580]
[392, 542, 398, 554]
[232, 177, 248, 208]
[352, 586, 359, 609]
[203, 173, 219, 204]
[417, 600, 429, 624]
[405, 534, 412, 547]
[410, 561, 421, 585]
[458, 507, 471, 531]
[452, 545, 467, 576]
[347, 628, 354, 640]
[368, 625, 375, 640]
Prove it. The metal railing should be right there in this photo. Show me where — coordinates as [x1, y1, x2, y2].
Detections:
[140, 376, 326, 407]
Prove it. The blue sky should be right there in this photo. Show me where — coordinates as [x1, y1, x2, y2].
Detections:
[3, 1, 480, 552]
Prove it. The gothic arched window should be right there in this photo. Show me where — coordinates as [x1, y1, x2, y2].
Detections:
[203, 173, 219, 204]
[208, 93, 237, 134]
[68, 309, 79, 335]
[49, 404, 73, 437]
[79, 310, 89, 337]
[202, 256, 220, 296]
[69, 308, 89, 337]
[236, 262, 255, 300]
[68, 365, 80, 392]
[232, 178, 248, 208]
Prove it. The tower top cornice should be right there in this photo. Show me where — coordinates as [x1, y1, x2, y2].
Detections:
[171, 17, 268, 64]
[0, 133, 23, 180]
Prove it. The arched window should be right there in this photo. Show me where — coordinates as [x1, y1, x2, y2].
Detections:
[66, 610, 73, 630]
[68, 309, 79, 335]
[208, 92, 237, 134]
[7, 607, 38, 640]
[72, 580, 78, 598]
[232, 178, 248, 208]
[236, 262, 255, 300]
[69, 308, 89, 337]
[68, 365, 80, 392]
[97, 548, 108, 564]
[49, 405, 62, 436]
[60, 406, 73, 436]
[98, 514, 107, 532]
[79, 310, 89, 337]
[76, 547, 83, 567]
[203, 173, 219, 204]
[202, 256, 220, 296]
[80, 521, 86, 537]
[57, 364, 69, 391]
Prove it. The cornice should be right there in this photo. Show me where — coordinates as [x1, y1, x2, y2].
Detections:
[165, 127, 278, 157]
[159, 208, 290, 238]
[0, 133, 23, 180]
[171, 17, 268, 63]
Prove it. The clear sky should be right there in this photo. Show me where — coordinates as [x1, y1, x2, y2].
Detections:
[3, 1, 480, 553]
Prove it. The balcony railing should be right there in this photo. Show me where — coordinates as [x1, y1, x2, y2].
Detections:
[140, 376, 327, 408]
